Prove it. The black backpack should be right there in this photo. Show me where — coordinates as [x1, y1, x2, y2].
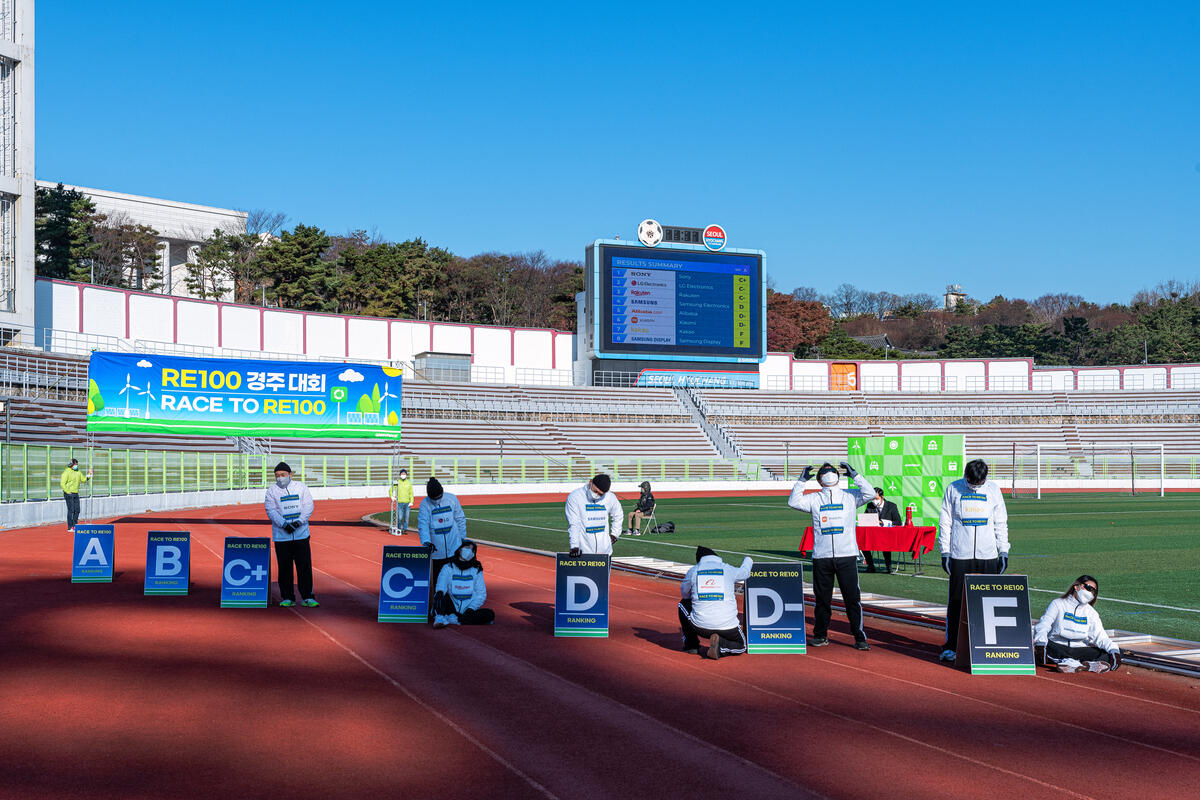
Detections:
[650, 521, 675, 534]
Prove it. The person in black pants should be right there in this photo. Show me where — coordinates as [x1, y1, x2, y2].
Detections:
[863, 487, 903, 573]
[264, 461, 319, 608]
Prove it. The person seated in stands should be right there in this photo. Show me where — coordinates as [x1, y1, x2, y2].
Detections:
[432, 540, 495, 628]
[1033, 574, 1121, 674]
[678, 546, 752, 660]
[626, 481, 656, 535]
[862, 487, 902, 573]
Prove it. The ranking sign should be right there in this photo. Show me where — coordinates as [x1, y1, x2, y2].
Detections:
[220, 537, 272, 608]
[745, 562, 807, 654]
[377, 546, 431, 622]
[554, 554, 611, 637]
[71, 524, 115, 583]
[955, 574, 1037, 675]
[144, 531, 191, 595]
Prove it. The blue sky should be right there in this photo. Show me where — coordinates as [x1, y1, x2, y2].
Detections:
[37, 1, 1200, 305]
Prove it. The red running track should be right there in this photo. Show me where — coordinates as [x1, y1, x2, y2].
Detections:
[1, 499, 1198, 799]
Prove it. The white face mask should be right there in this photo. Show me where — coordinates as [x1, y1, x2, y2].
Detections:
[1075, 588, 1095, 605]
[276, 476, 291, 488]
[458, 547, 474, 561]
[819, 471, 839, 487]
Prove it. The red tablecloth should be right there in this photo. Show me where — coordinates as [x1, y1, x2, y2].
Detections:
[800, 526, 937, 560]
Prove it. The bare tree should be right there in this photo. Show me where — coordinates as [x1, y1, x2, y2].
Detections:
[243, 209, 289, 239]
[791, 286, 820, 302]
[1031, 292, 1085, 323]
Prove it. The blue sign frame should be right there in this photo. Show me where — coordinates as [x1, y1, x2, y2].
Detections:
[144, 531, 191, 595]
[745, 562, 807, 653]
[554, 554, 611, 637]
[220, 537, 272, 608]
[72, 524, 115, 583]
[378, 545, 432, 622]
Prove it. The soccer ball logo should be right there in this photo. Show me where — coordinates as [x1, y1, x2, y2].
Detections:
[637, 219, 663, 247]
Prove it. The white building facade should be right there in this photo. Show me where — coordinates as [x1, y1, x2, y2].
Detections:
[0, 0, 34, 340]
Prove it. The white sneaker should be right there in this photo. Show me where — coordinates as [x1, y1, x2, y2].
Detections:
[939, 649, 956, 662]
[1057, 658, 1083, 673]
[1087, 660, 1111, 674]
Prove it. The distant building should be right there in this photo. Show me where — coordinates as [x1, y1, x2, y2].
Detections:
[943, 284, 967, 311]
[36, 180, 247, 299]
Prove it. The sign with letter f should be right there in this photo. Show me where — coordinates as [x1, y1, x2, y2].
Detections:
[957, 573, 1036, 675]
[554, 553, 610, 637]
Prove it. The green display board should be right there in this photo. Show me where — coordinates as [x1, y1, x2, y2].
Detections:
[846, 435, 966, 529]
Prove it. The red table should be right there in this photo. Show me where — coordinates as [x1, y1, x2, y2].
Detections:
[800, 526, 937, 562]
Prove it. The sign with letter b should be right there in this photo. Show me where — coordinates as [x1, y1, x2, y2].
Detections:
[145, 531, 190, 595]
[555, 554, 610, 637]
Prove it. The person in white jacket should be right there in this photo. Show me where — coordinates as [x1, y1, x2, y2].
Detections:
[564, 474, 623, 557]
[432, 540, 494, 628]
[788, 461, 874, 650]
[937, 459, 1011, 662]
[264, 461, 318, 608]
[418, 477, 468, 618]
[678, 546, 752, 660]
[1034, 574, 1121, 673]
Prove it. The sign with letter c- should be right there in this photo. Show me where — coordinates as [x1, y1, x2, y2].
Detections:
[72, 524, 115, 583]
[555, 553, 611, 637]
[956, 574, 1036, 675]
[378, 545, 431, 622]
[220, 537, 272, 608]
[145, 530, 190, 595]
[745, 562, 807, 653]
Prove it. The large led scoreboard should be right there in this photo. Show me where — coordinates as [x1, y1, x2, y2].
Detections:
[583, 239, 766, 369]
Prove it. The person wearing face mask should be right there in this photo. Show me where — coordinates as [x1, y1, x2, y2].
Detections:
[788, 461, 875, 650]
[937, 458, 1010, 662]
[1033, 575, 1121, 673]
[389, 468, 414, 534]
[431, 540, 494, 628]
[60, 458, 93, 533]
[564, 473, 623, 557]
[418, 477, 467, 616]
[264, 461, 318, 608]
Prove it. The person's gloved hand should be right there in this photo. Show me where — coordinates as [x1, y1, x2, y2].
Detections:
[839, 461, 858, 479]
[941, 554, 951, 575]
[1107, 650, 1121, 671]
[423, 541, 434, 552]
[610, 533, 619, 544]
[800, 465, 815, 482]
[998, 553, 1009, 574]
[568, 547, 581, 558]
[282, 522, 297, 533]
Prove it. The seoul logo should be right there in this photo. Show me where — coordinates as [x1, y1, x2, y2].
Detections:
[702, 224, 727, 251]
[637, 219, 663, 247]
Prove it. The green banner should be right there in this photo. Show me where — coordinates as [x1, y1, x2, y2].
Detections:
[847, 434, 966, 528]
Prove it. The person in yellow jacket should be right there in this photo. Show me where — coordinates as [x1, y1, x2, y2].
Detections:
[389, 468, 414, 534]
[60, 458, 92, 532]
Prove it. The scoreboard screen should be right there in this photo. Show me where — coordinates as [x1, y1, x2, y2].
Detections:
[591, 243, 765, 362]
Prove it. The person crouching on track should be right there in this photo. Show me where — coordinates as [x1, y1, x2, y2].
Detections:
[787, 462, 874, 650]
[1033, 575, 1121, 674]
[265, 461, 319, 608]
[937, 458, 1010, 663]
[679, 546, 751, 659]
[565, 473, 623, 557]
[419, 477, 467, 619]
[431, 540, 495, 628]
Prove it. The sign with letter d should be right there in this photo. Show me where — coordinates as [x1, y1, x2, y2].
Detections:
[378, 545, 431, 622]
[955, 574, 1036, 675]
[220, 537, 272, 608]
[555, 554, 610, 637]
[745, 562, 807, 653]
[145, 531, 191, 595]
[72, 524, 115, 583]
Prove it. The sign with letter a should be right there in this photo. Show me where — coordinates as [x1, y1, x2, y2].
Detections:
[955, 574, 1036, 675]
[745, 562, 807, 653]
[220, 537, 272, 608]
[144, 531, 191, 595]
[554, 553, 610, 637]
[72, 524, 115, 583]
[377, 545, 431, 622]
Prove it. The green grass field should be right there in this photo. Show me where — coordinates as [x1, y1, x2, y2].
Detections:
[376, 492, 1200, 641]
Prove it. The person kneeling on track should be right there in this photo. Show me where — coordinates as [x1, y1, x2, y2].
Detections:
[1033, 574, 1121, 674]
[788, 462, 874, 650]
[678, 546, 752, 660]
[432, 540, 495, 628]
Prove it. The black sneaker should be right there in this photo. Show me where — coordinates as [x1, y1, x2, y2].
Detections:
[855, 640, 871, 651]
[810, 636, 829, 647]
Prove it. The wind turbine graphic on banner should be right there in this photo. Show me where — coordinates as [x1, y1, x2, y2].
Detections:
[118, 373, 138, 417]
[381, 381, 398, 421]
[138, 382, 156, 419]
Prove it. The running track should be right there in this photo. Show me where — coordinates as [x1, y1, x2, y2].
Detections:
[1, 499, 1197, 799]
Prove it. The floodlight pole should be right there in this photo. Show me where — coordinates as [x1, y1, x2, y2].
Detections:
[1035, 443, 1041, 500]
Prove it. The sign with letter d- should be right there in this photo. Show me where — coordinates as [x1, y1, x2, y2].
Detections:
[145, 531, 191, 595]
[745, 562, 807, 653]
[378, 545, 431, 622]
[555, 554, 610, 637]
[220, 537, 272, 608]
[955, 574, 1036, 675]
[72, 524, 115, 583]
